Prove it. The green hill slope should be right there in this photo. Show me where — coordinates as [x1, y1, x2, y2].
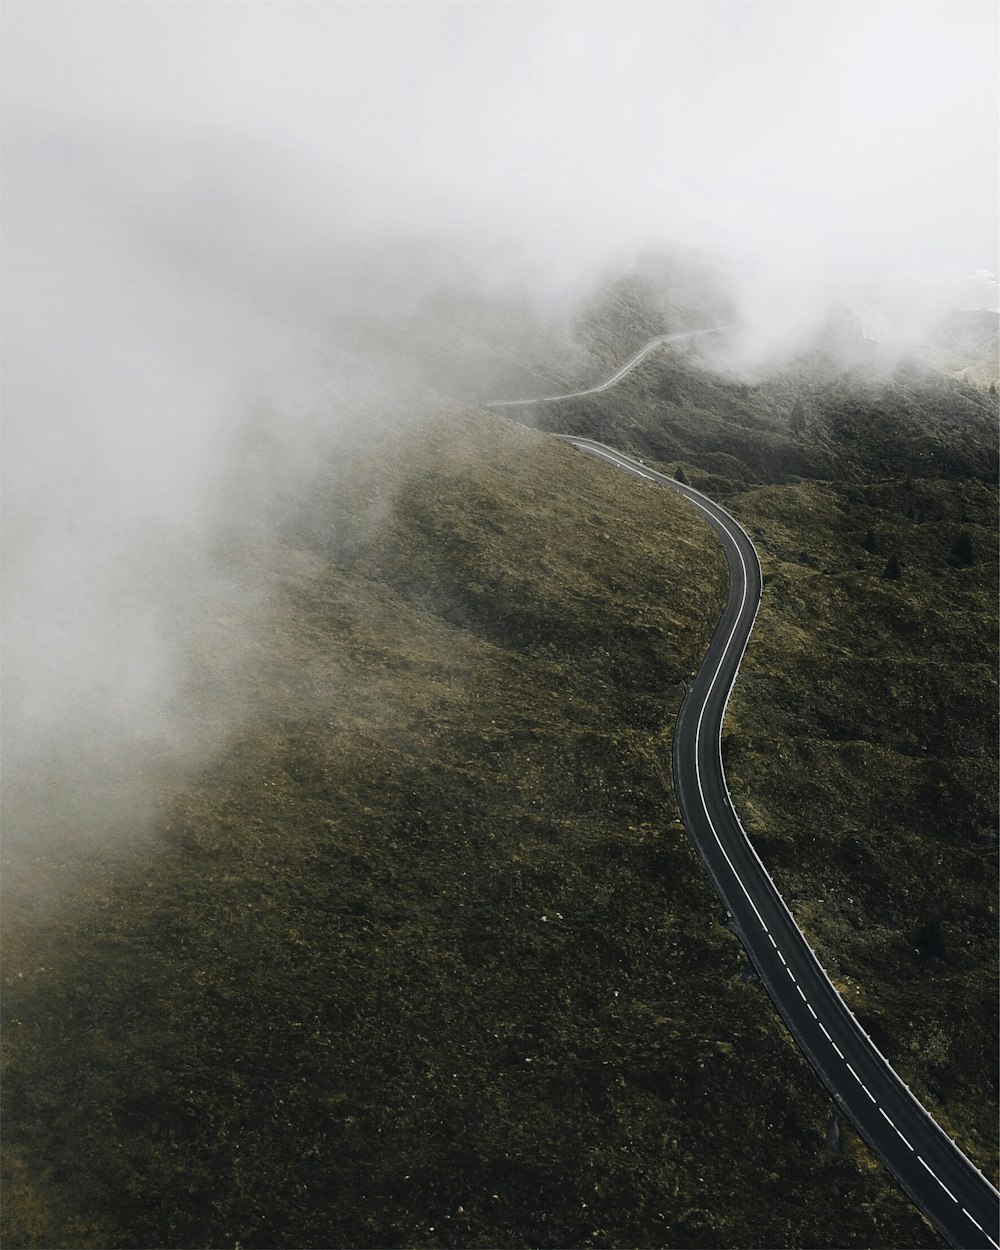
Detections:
[2, 409, 937, 1248]
[530, 321, 999, 1183]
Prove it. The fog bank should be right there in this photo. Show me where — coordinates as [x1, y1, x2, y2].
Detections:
[3, 1, 997, 850]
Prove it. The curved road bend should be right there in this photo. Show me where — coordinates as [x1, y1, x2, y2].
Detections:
[484, 338, 1000, 1250]
[484, 326, 734, 408]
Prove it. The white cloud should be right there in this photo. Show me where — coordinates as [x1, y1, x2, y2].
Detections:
[2, 0, 996, 841]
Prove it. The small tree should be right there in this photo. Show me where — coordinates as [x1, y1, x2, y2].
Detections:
[950, 530, 974, 567]
[916, 917, 949, 961]
[674, 465, 688, 484]
[882, 553, 903, 580]
[861, 528, 878, 554]
[790, 398, 806, 435]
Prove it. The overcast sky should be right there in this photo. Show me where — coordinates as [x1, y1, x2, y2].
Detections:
[5, 1, 998, 277]
[3, 1, 997, 832]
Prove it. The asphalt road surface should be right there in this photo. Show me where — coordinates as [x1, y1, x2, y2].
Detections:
[485, 333, 1000, 1249]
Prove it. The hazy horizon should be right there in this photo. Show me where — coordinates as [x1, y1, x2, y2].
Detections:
[6, 2, 998, 271]
[3, 0, 998, 849]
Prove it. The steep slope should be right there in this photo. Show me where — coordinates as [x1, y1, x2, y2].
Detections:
[2, 409, 937, 1248]
[529, 328, 999, 1182]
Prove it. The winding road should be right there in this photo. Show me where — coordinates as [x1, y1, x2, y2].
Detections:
[485, 333, 1000, 1250]
[485, 327, 733, 407]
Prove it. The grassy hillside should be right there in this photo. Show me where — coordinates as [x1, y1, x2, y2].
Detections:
[2, 409, 938, 1248]
[725, 474, 998, 1176]
[530, 326, 999, 1179]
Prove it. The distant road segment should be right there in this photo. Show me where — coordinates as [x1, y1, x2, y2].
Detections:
[483, 326, 735, 408]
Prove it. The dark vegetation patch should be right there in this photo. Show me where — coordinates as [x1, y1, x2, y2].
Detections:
[725, 474, 999, 1176]
[2, 412, 937, 1248]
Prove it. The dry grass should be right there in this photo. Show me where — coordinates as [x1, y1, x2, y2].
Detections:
[1, 410, 937, 1248]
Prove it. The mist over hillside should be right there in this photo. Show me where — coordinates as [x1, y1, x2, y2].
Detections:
[2, 4, 998, 1247]
[5, 2, 997, 856]
[2, 121, 735, 862]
